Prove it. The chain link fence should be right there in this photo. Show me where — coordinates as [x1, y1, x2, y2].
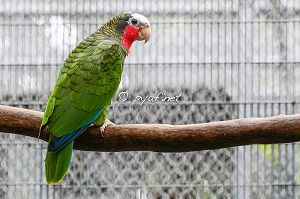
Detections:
[1, 0, 300, 198]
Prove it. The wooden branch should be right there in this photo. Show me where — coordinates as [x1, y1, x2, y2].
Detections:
[0, 105, 300, 152]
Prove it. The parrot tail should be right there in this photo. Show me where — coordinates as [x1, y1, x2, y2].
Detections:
[45, 141, 73, 184]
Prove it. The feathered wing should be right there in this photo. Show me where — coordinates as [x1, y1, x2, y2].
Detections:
[42, 35, 126, 184]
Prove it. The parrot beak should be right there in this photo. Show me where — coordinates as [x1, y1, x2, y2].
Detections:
[137, 25, 151, 43]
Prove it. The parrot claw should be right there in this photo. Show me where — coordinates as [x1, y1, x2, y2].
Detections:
[99, 119, 115, 138]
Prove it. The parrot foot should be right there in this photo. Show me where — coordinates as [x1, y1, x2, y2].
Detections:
[99, 119, 115, 137]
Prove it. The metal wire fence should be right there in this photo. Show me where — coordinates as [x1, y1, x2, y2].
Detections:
[0, 0, 300, 198]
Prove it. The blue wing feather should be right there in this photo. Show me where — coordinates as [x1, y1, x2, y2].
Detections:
[48, 123, 91, 152]
[48, 110, 102, 152]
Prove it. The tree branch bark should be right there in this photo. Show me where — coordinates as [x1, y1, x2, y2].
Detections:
[0, 105, 300, 152]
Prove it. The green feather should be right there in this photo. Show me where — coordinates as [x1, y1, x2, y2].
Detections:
[45, 139, 73, 184]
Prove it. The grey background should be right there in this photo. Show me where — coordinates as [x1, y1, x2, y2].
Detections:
[0, 0, 300, 198]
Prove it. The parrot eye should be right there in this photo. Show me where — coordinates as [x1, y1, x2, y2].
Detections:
[129, 18, 139, 26]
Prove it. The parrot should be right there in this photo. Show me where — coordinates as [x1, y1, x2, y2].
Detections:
[39, 11, 151, 184]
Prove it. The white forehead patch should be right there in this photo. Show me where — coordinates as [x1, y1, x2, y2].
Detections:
[132, 13, 150, 27]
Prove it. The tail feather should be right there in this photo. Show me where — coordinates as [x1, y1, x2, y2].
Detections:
[45, 141, 73, 184]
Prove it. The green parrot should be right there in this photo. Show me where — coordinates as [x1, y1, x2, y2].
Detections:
[40, 12, 151, 184]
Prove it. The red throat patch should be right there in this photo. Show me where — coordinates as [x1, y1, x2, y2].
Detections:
[121, 25, 140, 52]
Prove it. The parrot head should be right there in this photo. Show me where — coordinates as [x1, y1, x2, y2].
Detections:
[100, 12, 151, 50]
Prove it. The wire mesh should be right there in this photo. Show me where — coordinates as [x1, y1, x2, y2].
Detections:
[0, 0, 300, 198]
